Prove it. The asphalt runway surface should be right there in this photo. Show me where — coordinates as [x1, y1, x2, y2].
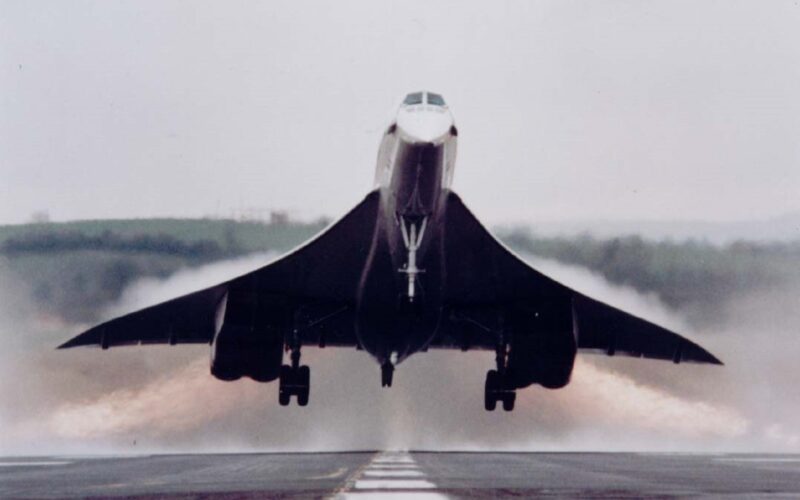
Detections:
[2, 452, 799, 499]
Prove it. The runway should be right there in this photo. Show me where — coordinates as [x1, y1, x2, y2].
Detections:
[2, 452, 799, 499]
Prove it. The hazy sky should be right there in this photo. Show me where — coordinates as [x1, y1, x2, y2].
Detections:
[2, 1, 799, 225]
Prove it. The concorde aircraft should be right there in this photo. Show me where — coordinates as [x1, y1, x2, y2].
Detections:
[60, 91, 721, 411]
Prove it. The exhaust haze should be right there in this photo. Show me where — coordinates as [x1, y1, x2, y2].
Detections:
[2, 252, 797, 455]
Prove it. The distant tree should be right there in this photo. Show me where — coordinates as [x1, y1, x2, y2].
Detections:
[270, 211, 290, 226]
[29, 210, 50, 224]
[500, 228, 800, 325]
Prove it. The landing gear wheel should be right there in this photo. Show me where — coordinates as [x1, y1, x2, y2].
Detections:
[484, 393, 497, 411]
[297, 366, 310, 406]
[502, 392, 516, 412]
[278, 364, 310, 407]
[297, 388, 309, 407]
[299, 365, 310, 387]
[484, 370, 499, 411]
[278, 364, 292, 406]
[484, 369, 516, 412]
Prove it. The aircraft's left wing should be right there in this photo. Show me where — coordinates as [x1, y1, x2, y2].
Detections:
[571, 292, 721, 364]
[59, 190, 381, 349]
[432, 191, 722, 365]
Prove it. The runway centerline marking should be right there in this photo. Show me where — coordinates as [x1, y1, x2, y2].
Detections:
[363, 469, 424, 477]
[373, 458, 414, 464]
[368, 464, 420, 469]
[354, 479, 435, 489]
[334, 452, 448, 500]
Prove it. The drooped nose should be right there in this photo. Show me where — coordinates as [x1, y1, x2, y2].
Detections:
[396, 107, 454, 144]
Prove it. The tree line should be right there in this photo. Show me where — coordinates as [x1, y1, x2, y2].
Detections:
[1, 230, 228, 260]
[502, 230, 800, 324]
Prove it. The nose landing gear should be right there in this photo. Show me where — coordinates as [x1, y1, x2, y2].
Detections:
[381, 361, 394, 387]
[398, 216, 427, 302]
[278, 342, 310, 407]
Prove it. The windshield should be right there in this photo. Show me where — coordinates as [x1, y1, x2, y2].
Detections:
[427, 92, 445, 106]
[403, 92, 424, 105]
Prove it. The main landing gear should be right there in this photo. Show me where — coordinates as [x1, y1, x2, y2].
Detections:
[484, 343, 516, 412]
[279, 343, 310, 407]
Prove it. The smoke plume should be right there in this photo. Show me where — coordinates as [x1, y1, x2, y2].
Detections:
[1, 252, 798, 455]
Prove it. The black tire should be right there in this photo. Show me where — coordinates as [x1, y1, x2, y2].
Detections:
[278, 365, 292, 406]
[484, 370, 499, 411]
[297, 366, 310, 406]
[297, 387, 309, 406]
[299, 365, 310, 388]
[502, 393, 516, 412]
[486, 370, 499, 389]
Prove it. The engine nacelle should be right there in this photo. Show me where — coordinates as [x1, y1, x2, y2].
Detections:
[505, 298, 577, 390]
[209, 291, 286, 382]
[211, 326, 283, 382]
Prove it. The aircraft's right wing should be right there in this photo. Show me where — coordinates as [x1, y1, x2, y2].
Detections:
[432, 191, 722, 365]
[58, 284, 227, 349]
[59, 190, 382, 350]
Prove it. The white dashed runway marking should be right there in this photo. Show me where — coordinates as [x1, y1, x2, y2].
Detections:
[362, 469, 424, 477]
[335, 452, 448, 499]
[354, 479, 436, 489]
[372, 455, 415, 464]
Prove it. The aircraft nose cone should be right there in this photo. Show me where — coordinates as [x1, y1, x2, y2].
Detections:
[396, 107, 454, 144]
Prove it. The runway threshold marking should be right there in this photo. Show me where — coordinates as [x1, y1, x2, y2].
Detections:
[334, 452, 448, 499]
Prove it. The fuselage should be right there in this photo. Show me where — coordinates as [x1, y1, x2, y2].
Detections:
[356, 91, 458, 365]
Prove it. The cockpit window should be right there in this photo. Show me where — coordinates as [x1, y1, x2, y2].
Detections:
[427, 92, 446, 106]
[403, 92, 423, 105]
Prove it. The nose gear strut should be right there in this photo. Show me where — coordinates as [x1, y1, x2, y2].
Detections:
[398, 217, 427, 302]
[381, 361, 394, 387]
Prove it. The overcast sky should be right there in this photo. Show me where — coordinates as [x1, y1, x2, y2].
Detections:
[2, 1, 799, 226]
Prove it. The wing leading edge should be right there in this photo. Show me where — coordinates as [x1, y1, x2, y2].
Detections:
[572, 293, 721, 364]
[434, 191, 722, 365]
[58, 284, 227, 349]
